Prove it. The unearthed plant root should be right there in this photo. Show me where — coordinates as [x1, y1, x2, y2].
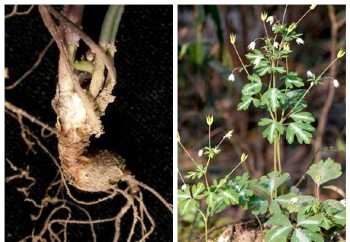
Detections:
[6, 103, 172, 242]
[6, 5, 172, 241]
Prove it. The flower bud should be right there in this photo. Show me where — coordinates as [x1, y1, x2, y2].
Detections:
[229, 33, 236, 45]
[206, 115, 214, 126]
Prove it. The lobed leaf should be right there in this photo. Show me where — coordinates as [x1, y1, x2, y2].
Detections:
[306, 158, 342, 185]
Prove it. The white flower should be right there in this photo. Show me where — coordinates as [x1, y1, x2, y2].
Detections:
[254, 56, 262, 66]
[266, 16, 274, 25]
[198, 149, 203, 157]
[296, 38, 304, 45]
[306, 70, 315, 78]
[228, 73, 235, 82]
[273, 42, 279, 48]
[248, 41, 256, 50]
[333, 79, 339, 88]
[224, 129, 234, 139]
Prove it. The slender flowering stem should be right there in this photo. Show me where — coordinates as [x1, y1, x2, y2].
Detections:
[178, 139, 200, 167]
[178, 169, 186, 185]
[263, 21, 269, 39]
[230, 41, 250, 76]
[283, 83, 314, 121]
[319, 57, 339, 79]
[282, 5, 288, 24]
[296, 7, 313, 26]
[225, 159, 245, 178]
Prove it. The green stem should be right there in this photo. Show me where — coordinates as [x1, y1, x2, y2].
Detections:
[90, 6, 124, 98]
[199, 210, 208, 242]
[276, 135, 282, 172]
[204, 157, 211, 189]
[208, 125, 211, 148]
[315, 183, 320, 200]
[73, 60, 94, 73]
[99, 6, 124, 48]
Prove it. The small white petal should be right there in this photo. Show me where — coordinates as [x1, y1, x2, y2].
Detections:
[333, 79, 339, 88]
[306, 70, 315, 78]
[224, 130, 234, 139]
[273, 42, 279, 48]
[228, 73, 235, 82]
[296, 38, 304, 45]
[248, 41, 256, 50]
[198, 149, 203, 157]
[266, 16, 274, 25]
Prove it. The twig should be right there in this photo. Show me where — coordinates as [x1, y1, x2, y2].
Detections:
[5, 101, 56, 135]
[6, 39, 54, 90]
[5, 5, 35, 19]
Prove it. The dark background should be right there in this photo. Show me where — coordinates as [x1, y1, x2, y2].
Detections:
[5, 5, 172, 242]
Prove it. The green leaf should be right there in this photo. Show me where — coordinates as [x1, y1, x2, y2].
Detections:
[248, 74, 261, 82]
[203, 146, 220, 159]
[269, 200, 282, 215]
[191, 182, 205, 199]
[286, 122, 315, 144]
[282, 72, 304, 88]
[252, 97, 262, 107]
[255, 60, 271, 76]
[306, 158, 342, 185]
[242, 81, 262, 96]
[246, 49, 265, 62]
[186, 164, 206, 180]
[205, 191, 226, 215]
[290, 112, 315, 123]
[266, 213, 291, 227]
[248, 195, 268, 215]
[297, 215, 322, 231]
[179, 198, 198, 216]
[250, 172, 290, 200]
[258, 118, 284, 144]
[178, 184, 201, 216]
[291, 228, 311, 242]
[262, 88, 284, 112]
[265, 226, 293, 242]
[237, 96, 253, 110]
[271, 66, 286, 74]
[276, 194, 316, 213]
[322, 199, 346, 227]
[301, 230, 324, 242]
[283, 89, 307, 112]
